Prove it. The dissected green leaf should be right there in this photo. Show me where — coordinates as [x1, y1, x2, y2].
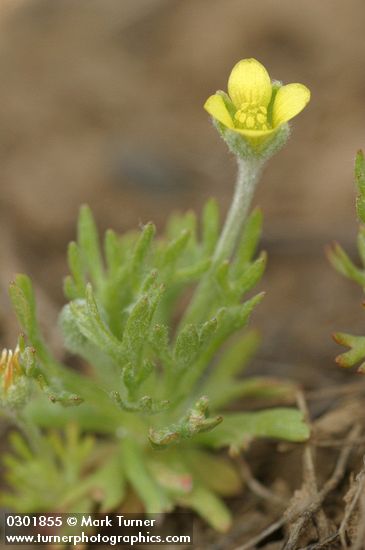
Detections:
[4, 199, 313, 528]
[149, 396, 222, 449]
[333, 332, 365, 372]
[1, 426, 98, 513]
[112, 391, 169, 415]
[69, 287, 126, 365]
[327, 242, 365, 286]
[217, 292, 265, 336]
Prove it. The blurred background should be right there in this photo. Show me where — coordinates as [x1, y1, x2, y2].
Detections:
[0, 0, 365, 388]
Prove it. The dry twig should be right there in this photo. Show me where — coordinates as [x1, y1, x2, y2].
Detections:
[234, 422, 361, 550]
[284, 391, 331, 547]
[339, 456, 365, 549]
[351, 489, 365, 550]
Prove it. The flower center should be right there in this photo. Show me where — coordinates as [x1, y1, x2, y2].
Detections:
[234, 103, 269, 131]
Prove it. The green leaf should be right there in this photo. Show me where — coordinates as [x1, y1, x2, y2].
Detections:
[355, 151, 365, 222]
[207, 377, 297, 410]
[77, 205, 104, 287]
[9, 275, 53, 368]
[198, 317, 218, 347]
[356, 196, 365, 224]
[123, 359, 154, 392]
[141, 269, 158, 293]
[161, 230, 191, 270]
[146, 453, 193, 496]
[355, 151, 365, 223]
[121, 437, 172, 513]
[177, 485, 231, 533]
[69, 286, 125, 365]
[198, 408, 310, 451]
[131, 223, 156, 288]
[63, 276, 78, 301]
[175, 258, 211, 283]
[25, 398, 123, 434]
[333, 332, 365, 372]
[178, 296, 264, 399]
[357, 226, 365, 266]
[326, 242, 365, 287]
[355, 150, 365, 195]
[1, 426, 101, 514]
[232, 251, 267, 299]
[183, 449, 242, 497]
[149, 396, 222, 449]
[112, 391, 169, 414]
[174, 324, 200, 370]
[9, 274, 36, 337]
[181, 211, 198, 246]
[86, 452, 126, 513]
[149, 324, 173, 368]
[104, 229, 123, 274]
[215, 260, 230, 294]
[218, 292, 265, 336]
[232, 207, 263, 277]
[122, 287, 164, 365]
[65, 241, 86, 299]
[44, 388, 83, 407]
[8, 432, 33, 461]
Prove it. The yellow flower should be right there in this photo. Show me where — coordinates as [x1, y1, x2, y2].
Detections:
[204, 58, 310, 147]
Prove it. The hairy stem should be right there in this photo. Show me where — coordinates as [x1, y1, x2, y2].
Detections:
[213, 157, 263, 263]
[181, 157, 263, 327]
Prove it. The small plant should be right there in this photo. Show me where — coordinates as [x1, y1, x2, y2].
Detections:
[328, 150, 365, 373]
[0, 59, 310, 532]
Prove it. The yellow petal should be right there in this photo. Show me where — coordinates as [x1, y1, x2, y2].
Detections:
[204, 94, 234, 129]
[231, 126, 277, 149]
[272, 83, 310, 127]
[228, 59, 272, 108]
[232, 126, 276, 139]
